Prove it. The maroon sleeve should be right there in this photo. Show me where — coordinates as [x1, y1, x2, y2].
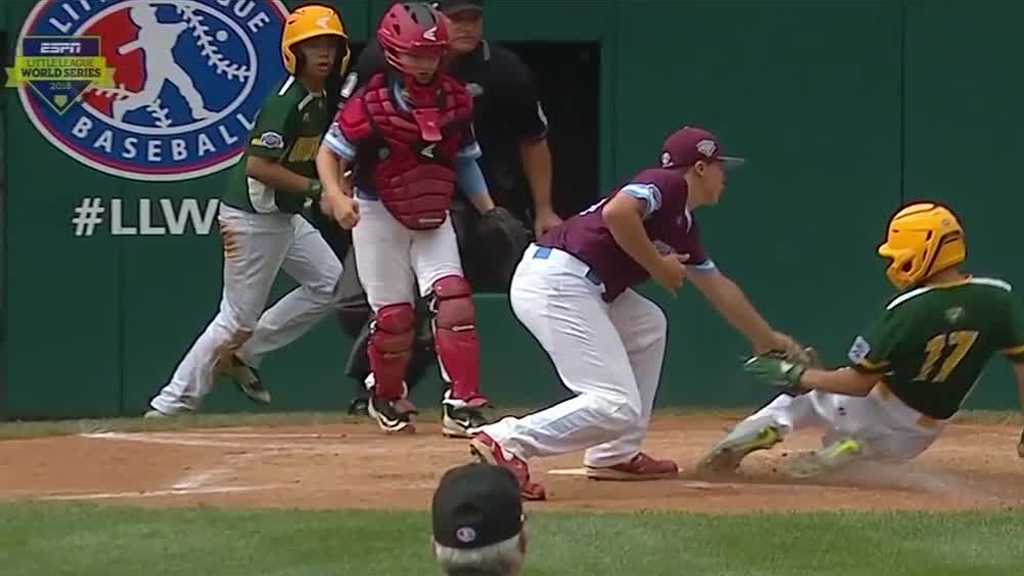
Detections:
[627, 169, 686, 215]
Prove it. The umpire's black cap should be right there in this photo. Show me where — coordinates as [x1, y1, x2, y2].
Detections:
[436, 0, 484, 14]
[432, 463, 523, 549]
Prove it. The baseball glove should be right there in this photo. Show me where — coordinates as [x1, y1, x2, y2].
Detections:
[478, 206, 530, 262]
[1018, 428, 1024, 459]
[743, 351, 810, 396]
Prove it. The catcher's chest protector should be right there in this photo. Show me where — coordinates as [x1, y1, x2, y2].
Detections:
[343, 73, 473, 230]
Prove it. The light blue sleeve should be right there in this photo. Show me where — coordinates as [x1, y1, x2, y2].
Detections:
[457, 141, 483, 161]
[322, 124, 357, 161]
[456, 156, 487, 197]
[620, 183, 663, 218]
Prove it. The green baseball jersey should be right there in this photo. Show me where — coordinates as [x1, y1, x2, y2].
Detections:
[223, 76, 331, 214]
[848, 277, 1024, 420]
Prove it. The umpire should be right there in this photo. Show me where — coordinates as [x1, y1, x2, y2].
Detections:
[439, 0, 562, 243]
[329, 0, 560, 414]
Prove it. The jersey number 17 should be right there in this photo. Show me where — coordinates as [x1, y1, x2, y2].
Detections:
[915, 331, 979, 383]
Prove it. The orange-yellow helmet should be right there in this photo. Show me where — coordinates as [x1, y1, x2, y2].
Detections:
[877, 202, 966, 290]
[281, 5, 350, 76]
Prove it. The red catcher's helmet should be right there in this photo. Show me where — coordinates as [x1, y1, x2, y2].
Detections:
[377, 2, 449, 74]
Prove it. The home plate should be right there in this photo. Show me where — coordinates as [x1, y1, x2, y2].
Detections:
[546, 468, 726, 489]
[547, 467, 591, 477]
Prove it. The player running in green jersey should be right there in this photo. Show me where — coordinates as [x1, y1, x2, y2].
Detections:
[148, 6, 353, 416]
[698, 202, 1024, 477]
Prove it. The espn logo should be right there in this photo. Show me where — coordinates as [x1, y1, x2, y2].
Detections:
[39, 42, 82, 55]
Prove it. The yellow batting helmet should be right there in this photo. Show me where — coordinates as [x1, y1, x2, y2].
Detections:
[282, 5, 350, 76]
[877, 202, 966, 290]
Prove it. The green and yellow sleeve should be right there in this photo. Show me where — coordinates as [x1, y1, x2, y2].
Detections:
[246, 95, 296, 161]
[847, 311, 901, 373]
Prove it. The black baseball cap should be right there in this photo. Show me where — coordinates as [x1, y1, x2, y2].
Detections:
[432, 463, 523, 550]
[436, 0, 484, 14]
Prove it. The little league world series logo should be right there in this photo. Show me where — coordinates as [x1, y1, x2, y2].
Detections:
[9, 0, 289, 181]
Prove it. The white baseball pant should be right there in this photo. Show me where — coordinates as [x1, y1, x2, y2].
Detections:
[744, 383, 945, 459]
[350, 196, 467, 390]
[350, 196, 464, 311]
[481, 244, 668, 467]
[150, 204, 343, 414]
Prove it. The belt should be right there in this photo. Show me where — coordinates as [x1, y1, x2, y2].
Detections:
[530, 245, 603, 286]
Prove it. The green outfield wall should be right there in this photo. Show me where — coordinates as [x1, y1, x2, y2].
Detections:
[2, 0, 1021, 418]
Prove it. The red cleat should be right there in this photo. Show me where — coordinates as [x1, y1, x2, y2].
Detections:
[470, 432, 546, 501]
[585, 452, 679, 481]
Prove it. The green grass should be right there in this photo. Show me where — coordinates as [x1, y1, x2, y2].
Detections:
[1, 503, 1022, 575]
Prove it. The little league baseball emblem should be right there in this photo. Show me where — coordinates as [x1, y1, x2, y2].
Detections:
[9, 0, 289, 181]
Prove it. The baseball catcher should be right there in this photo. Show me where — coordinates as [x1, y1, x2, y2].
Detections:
[317, 2, 499, 436]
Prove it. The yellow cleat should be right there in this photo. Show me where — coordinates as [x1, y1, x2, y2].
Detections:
[782, 438, 862, 479]
[698, 423, 782, 476]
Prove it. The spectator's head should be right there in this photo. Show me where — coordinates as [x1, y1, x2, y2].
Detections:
[438, 0, 484, 55]
[432, 463, 527, 576]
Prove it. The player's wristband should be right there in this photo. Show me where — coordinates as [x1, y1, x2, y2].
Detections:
[305, 180, 323, 202]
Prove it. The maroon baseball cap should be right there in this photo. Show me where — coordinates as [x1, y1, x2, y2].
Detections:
[660, 126, 745, 170]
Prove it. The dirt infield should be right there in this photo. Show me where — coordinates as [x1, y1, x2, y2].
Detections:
[1, 415, 1022, 513]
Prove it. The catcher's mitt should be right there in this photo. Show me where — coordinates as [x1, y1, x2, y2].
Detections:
[479, 206, 529, 243]
[478, 206, 530, 261]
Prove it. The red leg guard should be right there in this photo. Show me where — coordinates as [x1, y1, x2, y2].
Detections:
[368, 303, 415, 401]
[431, 275, 482, 401]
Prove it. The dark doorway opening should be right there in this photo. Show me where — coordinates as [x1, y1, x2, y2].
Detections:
[506, 42, 601, 217]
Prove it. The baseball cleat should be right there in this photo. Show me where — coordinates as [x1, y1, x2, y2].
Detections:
[470, 432, 546, 500]
[782, 438, 862, 479]
[697, 422, 782, 476]
[440, 391, 491, 438]
[441, 404, 489, 438]
[143, 409, 169, 419]
[367, 394, 417, 434]
[585, 452, 679, 481]
[222, 354, 271, 405]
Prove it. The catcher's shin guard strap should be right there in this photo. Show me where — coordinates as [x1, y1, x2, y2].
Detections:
[431, 276, 481, 400]
[368, 303, 415, 400]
